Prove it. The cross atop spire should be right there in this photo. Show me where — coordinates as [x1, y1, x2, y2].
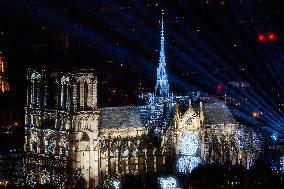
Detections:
[155, 10, 169, 97]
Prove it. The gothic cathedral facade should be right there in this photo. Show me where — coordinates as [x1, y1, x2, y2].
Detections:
[23, 13, 262, 189]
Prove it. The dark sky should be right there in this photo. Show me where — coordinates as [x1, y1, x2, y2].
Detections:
[1, 0, 284, 135]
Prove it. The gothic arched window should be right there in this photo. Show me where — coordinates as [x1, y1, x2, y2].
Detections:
[84, 81, 88, 109]
[77, 83, 81, 109]
[30, 72, 41, 106]
[60, 76, 70, 109]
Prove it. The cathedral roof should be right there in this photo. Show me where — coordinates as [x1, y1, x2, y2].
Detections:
[203, 102, 237, 125]
[99, 106, 149, 129]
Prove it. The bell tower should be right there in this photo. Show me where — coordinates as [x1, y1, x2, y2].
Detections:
[72, 69, 100, 189]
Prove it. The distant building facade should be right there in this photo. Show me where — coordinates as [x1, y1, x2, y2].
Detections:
[0, 51, 18, 129]
[0, 51, 9, 93]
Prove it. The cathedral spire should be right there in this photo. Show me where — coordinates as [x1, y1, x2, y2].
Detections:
[155, 10, 169, 97]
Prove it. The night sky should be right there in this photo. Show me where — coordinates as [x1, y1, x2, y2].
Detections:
[1, 0, 284, 136]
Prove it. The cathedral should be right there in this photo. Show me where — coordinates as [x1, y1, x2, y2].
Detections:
[21, 13, 263, 189]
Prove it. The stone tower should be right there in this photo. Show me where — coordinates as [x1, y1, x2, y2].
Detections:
[72, 69, 100, 189]
[24, 69, 70, 188]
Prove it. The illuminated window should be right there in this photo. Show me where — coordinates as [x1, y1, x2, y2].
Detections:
[31, 72, 41, 80]
[0, 60, 3, 73]
[84, 81, 88, 109]
[0, 54, 9, 93]
[177, 132, 201, 173]
[0, 80, 3, 92]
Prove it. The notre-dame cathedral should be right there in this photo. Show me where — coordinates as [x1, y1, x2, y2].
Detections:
[22, 14, 262, 189]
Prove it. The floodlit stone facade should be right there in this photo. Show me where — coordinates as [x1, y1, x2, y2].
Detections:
[23, 68, 177, 188]
[20, 13, 263, 189]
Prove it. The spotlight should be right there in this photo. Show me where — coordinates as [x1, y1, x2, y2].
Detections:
[251, 112, 259, 118]
[268, 33, 276, 42]
[217, 83, 223, 93]
[257, 34, 265, 42]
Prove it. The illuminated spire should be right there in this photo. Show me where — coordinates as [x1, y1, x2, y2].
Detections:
[155, 10, 169, 97]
